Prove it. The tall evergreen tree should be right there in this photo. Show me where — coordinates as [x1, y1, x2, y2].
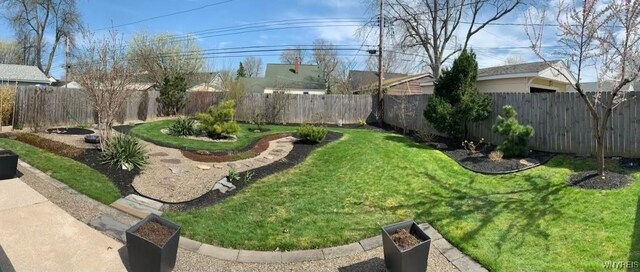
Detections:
[157, 74, 187, 116]
[236, 62, 246, 79]
[424, 50, 491, 138]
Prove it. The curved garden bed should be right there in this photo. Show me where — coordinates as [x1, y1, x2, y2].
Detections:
[181, 133, 292, 162]
[422, 136, 554, 174]
[46, 127, 95, 135]
[162, 131, 343, 211]
[116, 120, 296, 153]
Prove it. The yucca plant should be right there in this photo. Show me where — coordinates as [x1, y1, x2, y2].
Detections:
[168, 118, 196, 137]
[102, 135, 149, 171]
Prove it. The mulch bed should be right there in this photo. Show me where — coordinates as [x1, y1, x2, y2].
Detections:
[391, 229, 424, 251]
[424, 136, 555, 175]
[9, 133, 138, 196]
[163, 131, 343, 211]
[133, 219, 177, 247]
[620, 158, 640, 171]
[46, 127, 94, 135]
[567, 171, 634, 190]
[181, 133, 292, 162]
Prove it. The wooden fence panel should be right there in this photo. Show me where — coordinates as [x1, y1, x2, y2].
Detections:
[384, 92, 640, 157]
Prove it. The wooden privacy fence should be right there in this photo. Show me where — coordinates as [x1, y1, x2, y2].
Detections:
[384, 92, 640, 157]
[13, 86, 375, 128]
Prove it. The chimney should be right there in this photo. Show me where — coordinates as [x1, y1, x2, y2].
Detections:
[294, 58, 300, 74]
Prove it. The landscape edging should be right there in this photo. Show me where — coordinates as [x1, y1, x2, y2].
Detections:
[16, 157, 487, 270]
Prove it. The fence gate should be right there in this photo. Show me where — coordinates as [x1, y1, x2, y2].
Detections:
[0, 84, 17, 131]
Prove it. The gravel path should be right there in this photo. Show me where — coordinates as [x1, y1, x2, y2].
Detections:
[132, 136, 295, 203]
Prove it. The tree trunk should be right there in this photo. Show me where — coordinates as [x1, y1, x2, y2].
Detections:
[595, 132, 605, 177]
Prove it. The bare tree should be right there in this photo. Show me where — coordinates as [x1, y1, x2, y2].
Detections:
[242, 56, 263, 77]
[73, 31, 134, 150]
[503, 55, 525, 65]
[0, 39, 23, 64]
[377, 0, 522, 78]
[2, 0, 82, 75]
[280, 47, 307, 64]
[526, 0, 640, 177]
[128, 32, 204, 84]
[312, 39, 342, 92]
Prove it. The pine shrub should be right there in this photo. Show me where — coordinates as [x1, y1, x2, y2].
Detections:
[492, 105, 534, 157]
[197, 100, 240, 138]
[296, 124, 328, 143]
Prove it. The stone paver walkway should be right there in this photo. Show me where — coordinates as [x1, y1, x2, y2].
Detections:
[132, 136, 296, 203]
[0, 178, 126, 272]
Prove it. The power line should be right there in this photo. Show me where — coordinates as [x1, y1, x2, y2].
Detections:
[95, 0, 235, 31]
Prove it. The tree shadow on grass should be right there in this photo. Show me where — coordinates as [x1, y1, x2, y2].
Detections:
[372, 169, 568, 262]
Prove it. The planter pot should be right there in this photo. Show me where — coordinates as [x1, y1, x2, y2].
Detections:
[382, 220, 431, 272]
[0, 150, 18, 180]
[125, 214, 181, 272]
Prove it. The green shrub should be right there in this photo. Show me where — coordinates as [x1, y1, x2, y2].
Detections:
[492, 105, 534, 157]
[296, 124, 328, 143]
[197, 100, 240, 138]
[102, 135, 148, 171]
[424, 50, 491, 138]
[169, 118, 196, 136]
[157, 74, 187, 116]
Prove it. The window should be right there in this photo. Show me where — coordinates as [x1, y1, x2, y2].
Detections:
[530, 87, 556, 93]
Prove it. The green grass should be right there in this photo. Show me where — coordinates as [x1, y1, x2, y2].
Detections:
[165, 129, 640, 271]
[129, 120, 296, 152]
[0, 138, 120, 204]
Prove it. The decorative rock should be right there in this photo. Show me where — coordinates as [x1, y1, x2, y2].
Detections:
[161, 158, 182, 164]
[196, 150, 211, 155]
[212, 182, 229, 193]
[218, 178, 236, 190]
[197, 165, 211, 170]
[519, 159, 536, 167]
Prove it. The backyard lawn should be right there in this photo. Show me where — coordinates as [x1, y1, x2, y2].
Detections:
[128, 120, 296, 152]
[165, 128, 640, 271]
[0, 138, 120, 204]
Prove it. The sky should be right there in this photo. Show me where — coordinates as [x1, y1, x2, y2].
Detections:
[0, 0, 580, 80]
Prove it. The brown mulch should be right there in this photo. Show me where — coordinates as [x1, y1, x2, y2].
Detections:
[134, 219, 177, 247]
[13, 133, 85, 158]
[391, 229, 423, 251]
[181, 133, 291, 162]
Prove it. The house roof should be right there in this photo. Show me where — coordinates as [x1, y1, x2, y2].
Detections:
[477, 60, 563, 78]
[240, 64, 326, 93]
[348, 70, 407, 91]
[356, 73, 432, 94]
[0, 64, 49, 84]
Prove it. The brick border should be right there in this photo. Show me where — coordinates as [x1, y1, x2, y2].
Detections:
[16, 159, 487, 271]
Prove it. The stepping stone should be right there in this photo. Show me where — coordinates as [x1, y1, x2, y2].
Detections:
[110, 198, 162, 219]
[264, 155, 275, 160]
[124, 194, 163, 210]
[272, 149, 284, 153]
[256, 157, 269, 163]
[161, 158, 182, 164]
[170, 167, 189, 176]
[197, 165, 211, 170]
[149, 152, 169, 157]
[88, 215, 132, 242]
[227, 163, 239, 169]
[218, 178, 236, 190]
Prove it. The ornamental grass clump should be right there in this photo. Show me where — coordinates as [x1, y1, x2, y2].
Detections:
[296, 124, 328, 143]
[168, 118, 197, 137]
[492, 105, 534, 157]
[102, 135, 149, 171]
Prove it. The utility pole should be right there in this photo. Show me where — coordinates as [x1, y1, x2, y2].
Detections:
[377, 0, 385, 126]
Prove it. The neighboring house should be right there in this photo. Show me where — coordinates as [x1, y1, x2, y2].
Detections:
[420, 60, 576, 94]
[240, 63, 326, 94]
[0, 64, 50, 86]
[356, 73, 433, 95]
[348, 70, 407, 93]
[50, 80, 83, 88]
[187, 72, 224, 92]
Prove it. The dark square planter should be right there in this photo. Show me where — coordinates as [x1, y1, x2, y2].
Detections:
[382, 220, 431, 272]
[0, 150, 18, 180]
[125, 214, 181, 272]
